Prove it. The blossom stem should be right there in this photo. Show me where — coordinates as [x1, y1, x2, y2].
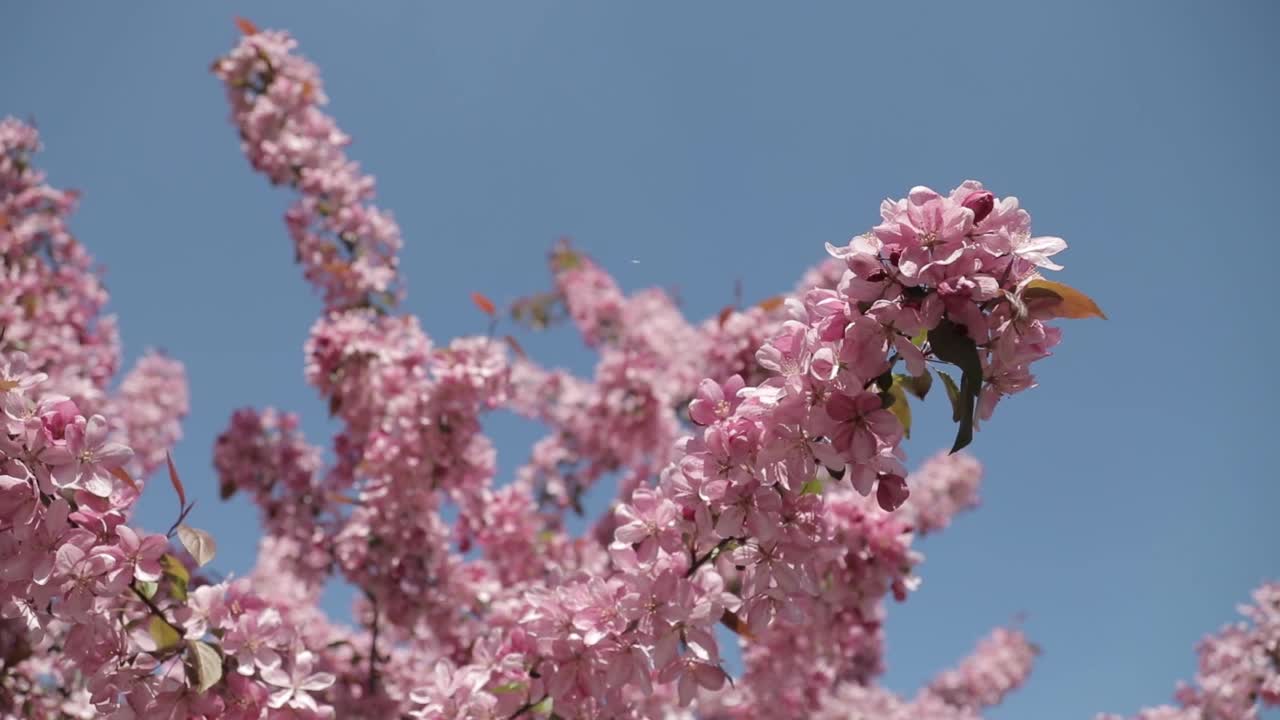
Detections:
[130, 581, 186, 636]
[687, 537, 736, 578]
[367, 592, 380, 693]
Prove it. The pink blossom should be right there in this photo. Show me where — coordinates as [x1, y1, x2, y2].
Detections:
[111, 525, 167, 583]
[261, 649, 336, 712]
[40, 414, 132, 497]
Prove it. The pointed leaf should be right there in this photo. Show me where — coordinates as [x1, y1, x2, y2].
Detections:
[233, 16, 259, 35]
[928, 319, 981, 453]
[176, 525, 216, 567]
[162, 554, 190, 601]
[910, 327, 928, 347]
[800, 478, 824, 496]
[1023, 278, 1107, 320]
[470, 292, 497, 317]
[110, 465, 139, 493]
[187, 640, 224, 693]
[895, 371, 932, 400]
[150, 616, 181, 651]
[166, 453, 186, 509]
[491, 681, 527, 695]
[938, 371, 962, 422]
[885, 378, 912, 439]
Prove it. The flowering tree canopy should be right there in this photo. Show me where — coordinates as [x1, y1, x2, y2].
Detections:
[0, 19, 1275, 720]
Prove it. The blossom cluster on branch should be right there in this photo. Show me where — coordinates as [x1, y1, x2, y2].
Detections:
[0, 18, 1273, 720]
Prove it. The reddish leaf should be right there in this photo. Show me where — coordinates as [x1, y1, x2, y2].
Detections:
[716, 305, 735, 328]
[233, 16, 259, 36]
[756, 296, 785, 312]
[1023, 279, 1107, 320]
[470, 292, 497, 317]
[720, 610, 755, 640]
[166, 453, 186, 509]
[110, 466, 139, 493]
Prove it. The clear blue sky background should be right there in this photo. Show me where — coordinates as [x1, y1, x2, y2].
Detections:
[4, 2, 1277, 717]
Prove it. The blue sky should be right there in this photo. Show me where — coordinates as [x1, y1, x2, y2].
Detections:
[4, 2, 1277, 717]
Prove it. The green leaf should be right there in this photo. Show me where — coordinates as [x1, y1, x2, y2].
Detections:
[176, 525, 217, 567]
[533, 697, 554, 714]
[910, 327, 928, 347]
[885, 378, 912, 439]
[800, 478, 824, 495]
[137, 580, 158, 599]
[938, 371, 962, 422]
[186, 640, 223, 693]
[491, 681, 527, 695]
[928, 320, 982, 453]
[149, 616, 181, 651]
[162, 554, 189, 601]
[895, 371, 932, 400]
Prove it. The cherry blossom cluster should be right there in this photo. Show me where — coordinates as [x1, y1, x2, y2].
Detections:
[212, 27, 401, 311]
[104, 352, 189, 488]
[922, 627, 1039, 711]
[7, 18, 1275, 720]
[204, 23, 1089, 719]
[1099, 582, 1280, 720]
[0, 343, 341, 719]
[0, 119, 342, 718]
[0, 118, 119, 410]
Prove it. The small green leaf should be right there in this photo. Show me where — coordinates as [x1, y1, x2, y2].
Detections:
[885, 378, 912, 439]
[911, 328, 928, 347]
[800, 478, 824, 495]
[162, 554, 189, 601]
[491, 681, 527, 695]
[895, 371, 932, 400]
[176, 525, 217, 567]
[150, 616, 181, 651]
[533, 697, 554, 714]
[137, 581, 158, 599]
[938, 371, 962, 422]
[186, 640, 223, 693]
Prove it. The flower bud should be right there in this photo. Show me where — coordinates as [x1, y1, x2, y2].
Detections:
[961, 190, 995, 224]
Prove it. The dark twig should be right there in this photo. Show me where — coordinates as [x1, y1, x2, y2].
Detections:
[367, 592, 381, 693]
